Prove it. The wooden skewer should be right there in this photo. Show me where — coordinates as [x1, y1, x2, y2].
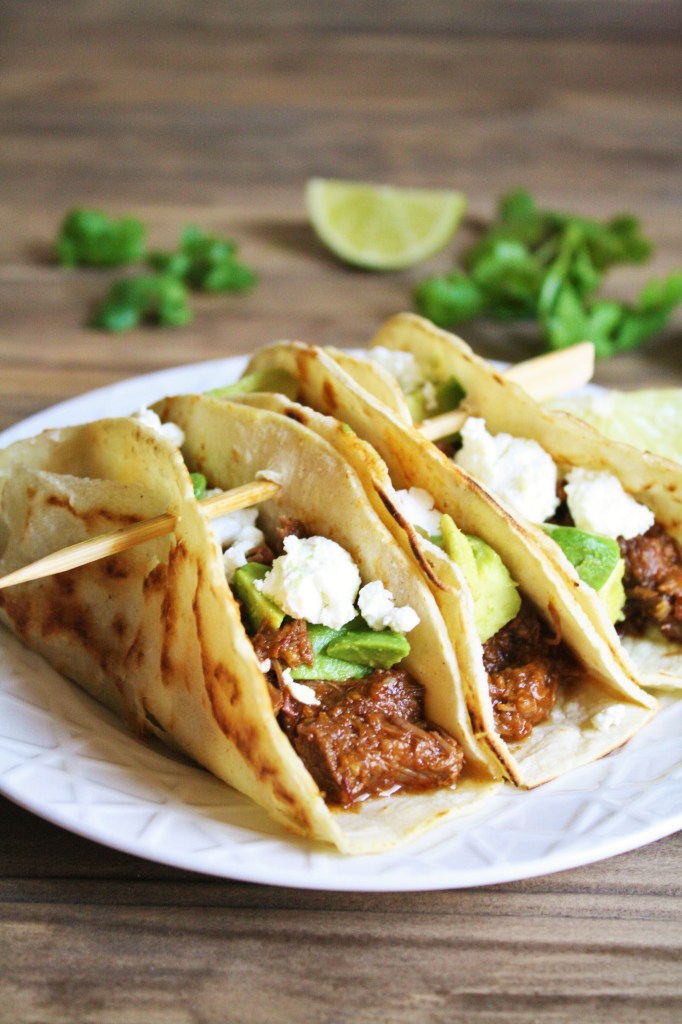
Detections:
[417, 341, 595, 442]
[0, 479, 281, 590]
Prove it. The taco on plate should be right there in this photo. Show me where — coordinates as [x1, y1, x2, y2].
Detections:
[0, 410, 496, 853]
[343, 313, 682, 692]
[221, 343, 657, 786]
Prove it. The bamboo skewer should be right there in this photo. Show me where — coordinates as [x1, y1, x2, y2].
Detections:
[417, 341, 595, 442]
[0, 479, 281, 590]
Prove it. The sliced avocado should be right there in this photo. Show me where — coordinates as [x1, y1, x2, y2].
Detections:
[326, 628, 410, 669]
[290, 623, 370, 681]
[438, 514, 479, 597]
[540, 523, 626, 623]
[291, 654, 370, 681]
[430, 515, 520, 641]
[406, 375, 466, 422]
[206, 368, 299, 401]
[232, 562, 285, 632]
[466, 536, 522, 643]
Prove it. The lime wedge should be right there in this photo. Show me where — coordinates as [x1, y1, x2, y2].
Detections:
[305, 178, 466, 271]
[546, 389, 682, 465]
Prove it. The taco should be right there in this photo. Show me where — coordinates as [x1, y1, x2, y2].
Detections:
[0, 410, 496, 854]
[240, 339, 656, 786]
[347, 312, 682, 692]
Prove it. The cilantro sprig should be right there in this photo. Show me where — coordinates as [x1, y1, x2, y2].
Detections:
[54, 210, 257, 332]
[414, 190, 681, 357]
[56, 209, 147, 268]
[149, 226, 257, 293]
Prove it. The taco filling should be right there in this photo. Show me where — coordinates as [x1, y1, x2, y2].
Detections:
[453, 416, 682, 644]
[208, 502, 464, 808]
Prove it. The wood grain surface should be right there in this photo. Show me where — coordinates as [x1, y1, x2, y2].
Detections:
[1, 3, 681, 1022]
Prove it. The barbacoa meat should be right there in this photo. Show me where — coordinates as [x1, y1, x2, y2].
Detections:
[279, 668, 464, 807]
[252, 618, 314, 669]
[483, 601, 573, 743]
[619, 523, 682, 641]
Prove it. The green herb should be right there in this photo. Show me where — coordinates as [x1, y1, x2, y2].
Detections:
[91, 273, 192, 332]
[149, 226, 257, 293]
[414, 190, 681, 357]
[56, 209, 146, 268]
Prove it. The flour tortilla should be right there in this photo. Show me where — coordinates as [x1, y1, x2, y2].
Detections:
[0, 414, 495, 853]
[243, 341, 656, 787]
[364, 312, 682, 692]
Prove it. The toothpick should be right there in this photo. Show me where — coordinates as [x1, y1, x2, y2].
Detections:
[0, 479, 280, 590]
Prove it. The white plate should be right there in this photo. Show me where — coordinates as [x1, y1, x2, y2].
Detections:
[0, 355, 681, 891]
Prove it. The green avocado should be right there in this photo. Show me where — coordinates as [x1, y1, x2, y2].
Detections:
[406, 375, 466, 422]
[436, 514, 521, 642]
[206, 367, 299, 401]
[540, 523, 626, 623]
[231, 562, 286, 632]
[325, 628, 410, 669]
[290, 623, 370, 681]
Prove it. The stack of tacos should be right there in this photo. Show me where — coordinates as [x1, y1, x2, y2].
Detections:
[231, 340, 658, 786]
[0, 408, 502, 853]
[0, 317, 670, 850]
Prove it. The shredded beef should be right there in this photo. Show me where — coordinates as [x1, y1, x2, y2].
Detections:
[278, 668, 464, 807]
[252, 618, 314, 669]
[618, 524, 682, 641]
[246, 542, 274, 566]
[483, 601, 572, 743]
[274, 516, 309, 554]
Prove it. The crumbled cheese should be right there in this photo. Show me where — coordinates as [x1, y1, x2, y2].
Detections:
[564, 468, 655, 541]
[258, 658, 271, 674]
[367, 346, 423, 395]
[281, 668, 320, 706]
[256, 535, 361, 629]
[454, 418, 559, 524]
[357, 580, 420, 633]
[211, 506, 265, 581]
[392, 487, 442, 536]
[590, 704, 626, 732]
[132, 407, 185, 448]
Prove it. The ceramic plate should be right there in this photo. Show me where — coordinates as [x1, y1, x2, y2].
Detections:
[1, 355, 681, 891]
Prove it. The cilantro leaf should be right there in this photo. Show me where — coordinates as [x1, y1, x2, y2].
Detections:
[414, 190, 679, 357]
[56, 209, 146, 268]
[149, 226, 257, 293]
[91, 274, 192, 332]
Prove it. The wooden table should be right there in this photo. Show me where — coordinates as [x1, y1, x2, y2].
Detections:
[1, 3, 681, 1020]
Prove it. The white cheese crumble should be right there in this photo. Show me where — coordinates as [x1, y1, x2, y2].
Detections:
[211, 507, 265, 581]
[132, 407, 185, 448]
[367, 346, 423, 395]
[590, 704, 626, 732]
[281, 668, 320, 706]
[455, 417, 559, 524]
[258, 658, 272, 674]
[255, 535, 361, 629]
[392, 487, 442, 536]
[564, 468, 655, 540]
[357, 580, 420, 633]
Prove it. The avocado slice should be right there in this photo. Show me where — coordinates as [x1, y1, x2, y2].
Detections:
[290, 623, 371, 681]
[540, 523, 626, 623]
[232, 562, 286, 632]
[406, 375, 466, 422]
[206, 367, 299, 401]
[325, 628, 410, 669]
[434, 515, 521, 642]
